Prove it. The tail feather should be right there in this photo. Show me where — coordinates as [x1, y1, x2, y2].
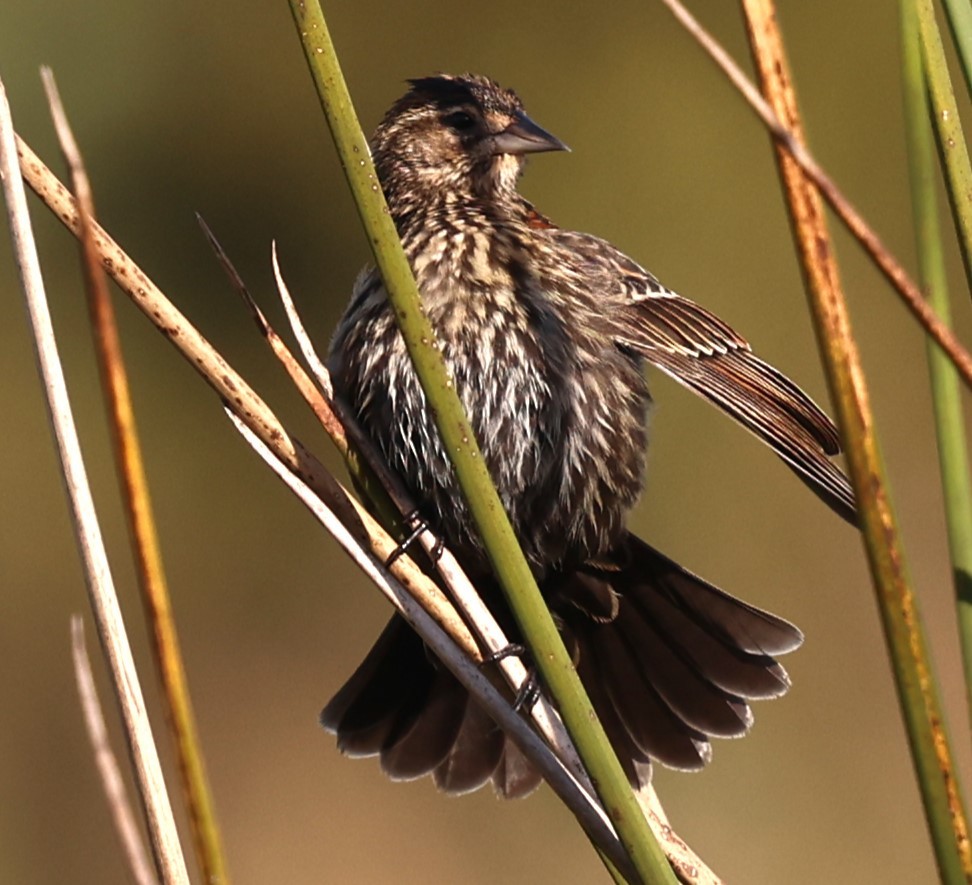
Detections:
[323, 532, 802, 796]
[321, 617, 425, 758]
[491, 740, 543, 799]
[433, 698, 505, 794]
[570, 620, 662, 783]
[614, 603, 753, 738]
[626, 577, 791, 700]
[380, 665, 466, 780]
[581, 619, 711, 771]
[623, 540, 804, 656]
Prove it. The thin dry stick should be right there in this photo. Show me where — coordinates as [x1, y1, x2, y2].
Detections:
[270, 244, 332, 395]
[740, 1, 972, 879]
[658, 0, 972, 392]
[14, 131, 385, 581]
[41, 70, 229, 885]
[71, 616, 157, 885]
[0, 78, 189, 885]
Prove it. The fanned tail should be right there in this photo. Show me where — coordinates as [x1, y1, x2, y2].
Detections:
[321, 615, 541, 798]
[557, 534, 801, 778]
[322, 533, 802, 795]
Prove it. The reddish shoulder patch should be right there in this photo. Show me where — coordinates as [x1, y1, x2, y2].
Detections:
[525, 207, 558, 230]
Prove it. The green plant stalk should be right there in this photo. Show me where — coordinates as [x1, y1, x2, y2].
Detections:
[903, 0, 972, 731]
[286, 3, 674, 882]
[941, 0, 972, 97]
[743, 1, 972, 880]
[915, 0, 972, 294]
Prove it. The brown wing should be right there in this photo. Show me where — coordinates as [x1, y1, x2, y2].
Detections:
[552, 229, 856, 524]
[620, 284, 856, 523]
[618, 286, 856, 523]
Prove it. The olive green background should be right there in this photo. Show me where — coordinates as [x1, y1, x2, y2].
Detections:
[1, 2, 969, 883]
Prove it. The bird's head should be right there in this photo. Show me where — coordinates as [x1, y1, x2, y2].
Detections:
[371, 73, 568, 206]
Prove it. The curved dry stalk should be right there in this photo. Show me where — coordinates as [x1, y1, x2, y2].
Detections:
[740, 1, 972, 880]
[71, 617, 157, 885]
[42, 70, 229, 885]
[0, 76, 189, 885]
[270, 243, 334, 398]
[658, 0, 972, 391]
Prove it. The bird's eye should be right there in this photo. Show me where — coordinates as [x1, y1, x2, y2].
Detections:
[444, 110, 477, 132]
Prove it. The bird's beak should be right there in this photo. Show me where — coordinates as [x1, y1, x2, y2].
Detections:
[490, 111, 570, 156]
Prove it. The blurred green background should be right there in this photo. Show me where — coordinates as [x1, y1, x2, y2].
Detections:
[1, 2, 969, 882]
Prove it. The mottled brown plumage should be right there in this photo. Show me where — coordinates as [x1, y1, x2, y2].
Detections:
[323, 73, 855, 798]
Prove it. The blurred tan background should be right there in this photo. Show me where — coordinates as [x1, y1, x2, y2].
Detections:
[1, 2, 968, 882]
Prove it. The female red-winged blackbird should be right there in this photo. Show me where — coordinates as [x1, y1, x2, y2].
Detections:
[323, 73, 855, 798]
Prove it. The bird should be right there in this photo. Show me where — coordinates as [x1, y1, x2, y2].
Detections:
[322, 73, 855, 799]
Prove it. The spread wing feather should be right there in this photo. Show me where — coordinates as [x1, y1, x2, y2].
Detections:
[553, 229, 857, 524]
